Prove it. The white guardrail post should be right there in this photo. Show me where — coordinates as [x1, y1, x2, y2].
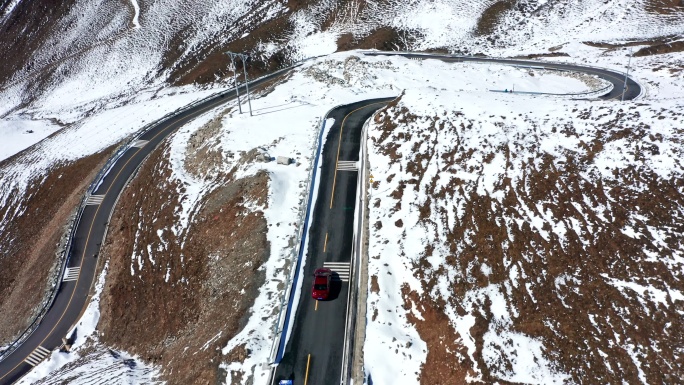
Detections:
[2, 49, 641, 366]
[265, 120, 321, 364]
[360, 50, 642, 101]
[339, 110, 380, 385]
[265, 103, 346, 370]
[1, 59, 309, 364]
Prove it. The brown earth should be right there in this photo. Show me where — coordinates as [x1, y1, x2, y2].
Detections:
[143, 0, 420, 87]
[0, 0, 132, 110]
[583, 35, 684, 57]
[371, 103, 684, 384]
[0, 146, 114, 345]
[169, 21, 411, 87]
[165, 0, 350, 87]
[476, 0, 515, 36]
[582, 38, 674, 49]
[338, 27, 410, 52]
[402, 286, 470, 384]
[0, 0, 295, 93]
[0, 0, 76, 85]
[645, 0, 684, 14]
[98, 137, 270, 384]
[166, 14, 295, 86]
[634, 40, 684, 56]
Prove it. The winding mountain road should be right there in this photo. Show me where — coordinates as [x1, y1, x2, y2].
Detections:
[0, 68, 288, 385]
[272, 98, 393, 385]
[0, 51, 640, 385]
[270, 52, 641, 385]
[366, 52, 641, 101]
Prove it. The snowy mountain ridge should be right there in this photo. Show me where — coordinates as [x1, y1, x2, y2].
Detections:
[1, 0, 683, 384]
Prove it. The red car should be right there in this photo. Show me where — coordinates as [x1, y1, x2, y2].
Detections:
[312, 268, 332, 300]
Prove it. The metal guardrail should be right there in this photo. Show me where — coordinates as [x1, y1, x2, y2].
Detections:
[362, 50, 642, 101]
[1, 48, 641, 368]
[636, 80, 647, 100]
[371, 50, 634, 77]
[266, 103, 346, 370]
[489, 82, 614, 99]
[0, 58, 309, 365]
[264, 123, 318, 367]
[339, 113, 377, 385]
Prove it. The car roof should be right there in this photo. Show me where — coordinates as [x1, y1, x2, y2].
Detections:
[314, 275, 328, 284]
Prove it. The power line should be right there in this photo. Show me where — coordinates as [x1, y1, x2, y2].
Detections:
[225, 51, 252, 116]
[622, 48, 632, 102]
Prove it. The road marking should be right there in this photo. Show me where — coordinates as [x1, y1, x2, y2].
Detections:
[130, 139, 149, 148]
[85, 194, 104, 205]
[62, 267, 80, 282]
[0, 70, 244, 384]
[304, 354, 311, 385]
[441, 56, 631, 101]
[315, 300, 318, 311]
[330, 101, 388, 209]
[323, 261, 350, 282]
[24, 346, 50, 366]
[323, 233, 328, 252]
[336, 160, 358, 171]
[609, 79, 629, 100]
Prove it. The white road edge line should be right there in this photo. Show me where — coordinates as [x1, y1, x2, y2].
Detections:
[340, 104, 380, 385]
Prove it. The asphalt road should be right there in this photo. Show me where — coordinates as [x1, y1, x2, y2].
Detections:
[271, 54, 640, 385]
[272, 98, 393, 385]
[0, 68, 290, 384]
[0, 51, 641, 385]
[365, 52, 641, 100]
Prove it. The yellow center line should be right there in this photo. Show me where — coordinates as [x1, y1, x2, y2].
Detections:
[315, 300, 318, 311]
[0, 95, 230, 381]
[323, 232, 328, 252]
[329, 101, 388, 209]
[607, 77, 629, 100]
[304, 354, 312, 385]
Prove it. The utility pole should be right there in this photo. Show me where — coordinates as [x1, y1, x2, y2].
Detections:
[225, 51, 252, 116]
[241, 55, 253, 116]
[622, 48, 632, 102]
[226, 52, 242, 114]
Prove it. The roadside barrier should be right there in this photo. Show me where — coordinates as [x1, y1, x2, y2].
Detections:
[0, 59, 309, 364]
[489, 82, 614, 99]
[362, 51, 641, 101]
[266, 103, 345, 368]
[1, 49, 641, 369]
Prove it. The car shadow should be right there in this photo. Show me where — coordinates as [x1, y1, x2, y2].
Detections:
[327, 272, 343, 301]
[274, 351, 298, 384]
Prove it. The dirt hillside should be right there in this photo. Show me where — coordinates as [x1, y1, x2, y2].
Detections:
[97, 137, 270, 384]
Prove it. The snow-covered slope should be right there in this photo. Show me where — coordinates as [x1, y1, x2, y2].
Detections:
[2, 0, 682, 129]
[364, 55, 684, 383]
[1, 0, 683, 384]
[8, 49, 682, 384]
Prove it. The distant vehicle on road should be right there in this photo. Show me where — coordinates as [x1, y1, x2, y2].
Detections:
[312, 268, 332, 300]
